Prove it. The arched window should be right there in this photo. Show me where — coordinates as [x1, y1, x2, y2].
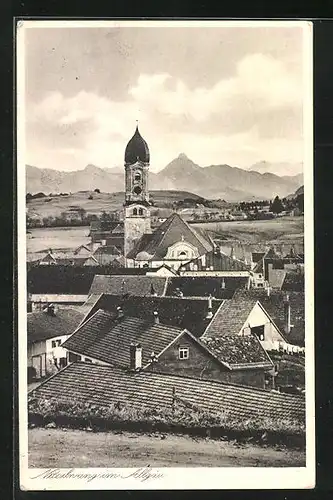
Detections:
[179, 251, 187, 258]
[133, 208, 137, 215]
[133, 186, 142, 195]
[138, 208, 143, 216]
[134, 171, 141, 181]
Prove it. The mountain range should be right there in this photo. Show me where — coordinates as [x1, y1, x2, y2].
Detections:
[26, 154, 303, 202]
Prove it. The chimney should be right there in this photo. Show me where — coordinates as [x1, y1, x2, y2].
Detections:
[129, 343, 142, 370]
[153, 310, 160, 324]
[116, 306, 124, 320]
[284, 294, 291, 334]
[206, 294, 213, 319]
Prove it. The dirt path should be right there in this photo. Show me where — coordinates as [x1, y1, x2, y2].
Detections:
[29, 428, 305, 468]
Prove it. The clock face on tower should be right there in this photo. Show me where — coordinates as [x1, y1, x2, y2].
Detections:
[133, 185, 142, 195]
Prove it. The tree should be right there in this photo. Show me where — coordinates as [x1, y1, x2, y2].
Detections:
[271, 195, 284, 214]
[88, 194, 93, 200]
[296, 193, 304, 212]
[94, 188, 100, 193]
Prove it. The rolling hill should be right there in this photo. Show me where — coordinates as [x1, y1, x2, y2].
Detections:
[26, 154, 303, 202]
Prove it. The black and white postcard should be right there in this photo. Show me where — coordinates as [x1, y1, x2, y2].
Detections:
[17, 19, 315, 490]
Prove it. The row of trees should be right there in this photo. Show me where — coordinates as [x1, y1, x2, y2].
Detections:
[26, 208, 120, 229]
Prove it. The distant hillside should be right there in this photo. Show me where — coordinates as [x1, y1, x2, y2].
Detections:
[26, 154, 302, 202]
[249, 160, 303, 178]
[26, 190, 204, 219]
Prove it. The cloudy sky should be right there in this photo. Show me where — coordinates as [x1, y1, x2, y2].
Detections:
[23, 22, 307, 173]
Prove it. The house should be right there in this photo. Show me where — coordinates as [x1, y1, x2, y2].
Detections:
[201, 291, 288, 352]
[30, 361, 305, 422]
[37, 249, 99, 267]
[62, 307, 273, 388]
[27, 304, 85, 380]
[93, 245, 126, 266]
[178, 247, 251, 277]
[89, 221, 124, 252]
[236, 289, 305, 347]
[252, 246, 304, 289]
[145, 264, 179, 277]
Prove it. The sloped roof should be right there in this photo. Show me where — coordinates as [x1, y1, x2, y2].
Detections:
[63, 311, 185, 367]
[179, 250, 250, 272]
[27, 308, 85, 344]
[31, 362, 305, 421]
[282, 271, 305, 292]
[234, 289, 305, 346]
[202, 296, 258, 338]
[93, 245, 121, 256]
[200, 335, 273, 370]
[82, 293, 223, 338]
[127, 213, 213, 260]
[166, 276, 249, 299]
[88, 275, 168, 297]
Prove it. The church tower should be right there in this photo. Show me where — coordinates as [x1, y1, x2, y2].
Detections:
[123, 125, 151, 260]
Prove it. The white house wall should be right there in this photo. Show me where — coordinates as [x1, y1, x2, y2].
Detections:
[240, 302, 285, 351]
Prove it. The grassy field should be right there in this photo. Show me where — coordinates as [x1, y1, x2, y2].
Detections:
[27, 226, 91, 253]
[196, 216, 304, 244]
[28, 428, 305, 468]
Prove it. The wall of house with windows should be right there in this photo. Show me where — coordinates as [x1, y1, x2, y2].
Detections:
[148, 335, 265, 388]
[239, 302, 285, 351]
[28, 334, 71, 379]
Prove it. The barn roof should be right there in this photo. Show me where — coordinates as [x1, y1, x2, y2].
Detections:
[179, 250, 251, 272]
[30, 362, 305, 421]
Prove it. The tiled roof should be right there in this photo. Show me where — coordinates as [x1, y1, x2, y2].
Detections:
[165, 276, 249, 299]
[202, 296, 258, 338]
[127, 213, 213, 260]
[179, 250, 250, 272]
[200, 335, 273, 369]
[93, 245, 121, 256]
[31, 362, 305, 421]
[88, 275, 169, 297]
[233, 289, 305, 346]
[282, 271, 305, 292]
[82, 294, 223, 338]
[27, 308, 85, 344]
[27, 266, 145, 295]
[62, 312, 185, 367]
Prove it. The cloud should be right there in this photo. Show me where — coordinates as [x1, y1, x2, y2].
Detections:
[26, 53, 304, 172]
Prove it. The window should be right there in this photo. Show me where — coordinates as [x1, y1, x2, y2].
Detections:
[51, 341, 56, 348]
[133, 186, 142, 195]
[138, 208, 143, 216]
[134, 172, 141, 181]
[52, 339, 61, 348]
[69, 352, 81, 363]
[178, 346, 189, 359]
[133, 208, 137, 215]
[59, 357, 67, 368]
[179, 251, 187, 258]
[56, 339, 61, 346]
[251, 325, 265, 341]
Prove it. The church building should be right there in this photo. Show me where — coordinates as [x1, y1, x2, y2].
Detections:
[123, 126, 213, 269]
